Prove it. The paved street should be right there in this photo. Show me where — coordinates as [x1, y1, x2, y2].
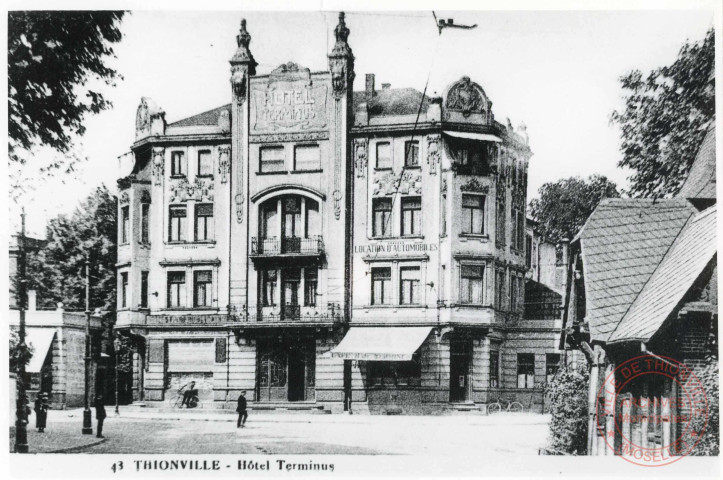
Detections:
[10, 409, 550, 455]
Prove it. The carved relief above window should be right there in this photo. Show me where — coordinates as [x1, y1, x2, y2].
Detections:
[119, 192, 130, 205]
[372, 170, 421, 197]
[445, 76, 491, 120]
[169, 177, 214, 203]
[460, 178, 489, 194]
[140, 190, 151, 204]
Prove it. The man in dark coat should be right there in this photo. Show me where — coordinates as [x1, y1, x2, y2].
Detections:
[95, 394, 107, 438]
[181, 381, 197, 408]
[33, 393, 48, 432]
[236, 391, 248, 428]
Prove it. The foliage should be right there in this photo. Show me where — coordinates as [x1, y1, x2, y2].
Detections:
[528, 175, 620, 246]
[610, 28, 714, 198]
[10, 330, 34, 374]
[114, 334, 134, 374]
[545, 364, 590, 455]
[689, 359, 719, 456]
[8, 11, 125, 175]
[23, 185, 117, 313]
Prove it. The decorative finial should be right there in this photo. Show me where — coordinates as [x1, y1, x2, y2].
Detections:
[237, 19, 250, 48]
[330, 11, 352, 57]
[231, 17, 256, 69]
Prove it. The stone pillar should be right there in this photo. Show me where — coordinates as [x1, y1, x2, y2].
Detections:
[621, 396, 632, 456]
[640, 382, 649, 449]
[603, 363, 615, 455]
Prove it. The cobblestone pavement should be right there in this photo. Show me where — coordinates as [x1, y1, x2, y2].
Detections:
[10, 409, 550, 455]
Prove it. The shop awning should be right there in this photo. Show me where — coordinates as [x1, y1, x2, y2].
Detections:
[329, 327, 433, 361]
[26, 329, 56, 373]
[444, 131, 502, 143]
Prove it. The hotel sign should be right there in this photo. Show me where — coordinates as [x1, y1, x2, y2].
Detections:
[146, 314, 229, 326]
[251, 62, 328, 134]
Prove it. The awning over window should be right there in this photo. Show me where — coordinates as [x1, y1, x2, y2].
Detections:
[444, 131, 502, 143]
[329, 327, 433, 361]
[26, 329, 56, 373]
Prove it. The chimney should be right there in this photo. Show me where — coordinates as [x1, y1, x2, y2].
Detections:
[28, 290, 37, 311]
[365, 74, 376, 101]
[560, 238, 570, 268]
[381, 83, 391, 90]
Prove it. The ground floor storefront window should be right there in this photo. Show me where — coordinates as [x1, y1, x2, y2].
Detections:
[366, 358, 422, 387]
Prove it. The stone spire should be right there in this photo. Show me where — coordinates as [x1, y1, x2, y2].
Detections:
[230, 18, 257, 101]
[328, 12, 355, 98]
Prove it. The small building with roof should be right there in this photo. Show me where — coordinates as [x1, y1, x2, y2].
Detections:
[560, 120, 717, 456]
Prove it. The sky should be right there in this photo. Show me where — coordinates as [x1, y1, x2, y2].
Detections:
[7, 7, 716, 237]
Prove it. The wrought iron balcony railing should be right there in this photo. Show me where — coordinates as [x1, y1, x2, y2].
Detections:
[229, 304, 344, 325]
[250, 236, 324, 256]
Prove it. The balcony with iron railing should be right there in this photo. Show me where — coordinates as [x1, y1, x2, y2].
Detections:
[250, 236, 324, 258]
[228, 303, 344, 327]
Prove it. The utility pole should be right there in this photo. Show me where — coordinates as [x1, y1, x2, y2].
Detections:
[82, 260, 93, 434]
[15, 208, 29, 453]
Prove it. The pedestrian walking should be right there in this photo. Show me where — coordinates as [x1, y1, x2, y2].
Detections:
[33, 393, 48, 432]
[95, 394, 107, 438]
[236, 390, 248, 428]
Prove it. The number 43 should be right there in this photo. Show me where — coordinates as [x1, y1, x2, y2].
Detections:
[111, 461, 124, 473]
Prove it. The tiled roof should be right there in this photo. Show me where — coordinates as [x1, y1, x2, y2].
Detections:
[579, 198, 696, 342]
[168, 104, 231, 128]
[608, 205, 717, 343]
[678, 123, 716, 200]
[353, 88, 430, 117]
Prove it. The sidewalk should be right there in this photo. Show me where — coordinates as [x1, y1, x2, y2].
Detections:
[54, 407, 550, 426]
[9, 423, 106, 453]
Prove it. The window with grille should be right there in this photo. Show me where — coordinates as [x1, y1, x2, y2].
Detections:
[195, 203, 214, 241]
[261, 269, 277, 307]
[399, 267, 420, 305]
[401, 197, 421, 236]
[121, 206, 129, 244]
[167, 271, 186, 308]
[304, 268, 318, 306]
[372, 198, 392, 237]
[460, 264, 484, 304]
[141, 203, 150, 244]
[140, 271, 149, 308]
[462, 194, 485, 234]
[120, 272, 128, 308]
[194, 270, 212, 307]
[546, 353, 561, 384]
[294, 145, 321, 171]
[404, 141, 419, 167]
[489, 350, 500, 387]
[171, 151, 186, 176]
[371, 267, 391, 305]
[197, 150, 213, 177]
[376, 142, 391, 169]
[168, 205, 187, 242]
[517, 353, 535, 389]
[260, 146, 285, 172]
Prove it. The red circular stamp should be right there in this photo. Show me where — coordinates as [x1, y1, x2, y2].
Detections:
[595, 355, 708, 467]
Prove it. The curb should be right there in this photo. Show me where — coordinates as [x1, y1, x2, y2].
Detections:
[48, 437, 107, 454]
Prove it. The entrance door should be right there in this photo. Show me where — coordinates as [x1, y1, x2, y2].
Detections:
[343, 360, 352, 412]
[257, 345, 287, 402]
[450, 340, 472, 402]
[287, 346, 306, 402]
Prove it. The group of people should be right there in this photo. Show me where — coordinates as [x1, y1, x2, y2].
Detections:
[178, 382, 248, 428]
[28, 392, 107, 438]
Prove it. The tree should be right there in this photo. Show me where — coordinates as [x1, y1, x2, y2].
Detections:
[8, 11, 125, 176]
[545, 365, 590, 454]
[25, 185, 117, 313]
[528, 175, 620, 245]
[10, 330, 34, 374]
[611, 28, 714, 198]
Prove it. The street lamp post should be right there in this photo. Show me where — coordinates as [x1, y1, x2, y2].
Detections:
[113, 336, 121, 415]
[14, 209, 29, 453]
[82, 260, 93, 434]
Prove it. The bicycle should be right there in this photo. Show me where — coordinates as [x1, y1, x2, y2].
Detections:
[486, 399, 524, 414]
[168, 389, 199, 409]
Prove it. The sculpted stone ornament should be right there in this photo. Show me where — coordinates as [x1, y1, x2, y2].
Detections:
[445, 76, 490, 119]
[230, 19, 257, 101]
[235, 194, 244, 224]
[135, 97, 166, 140]
[218, 145, 231, 183]
[333, 190, 343, 220]
[169, 177, 214, 203]
[372, 171, 396, 197]
[140, 190, 151, 204]
[119, 192, 130, 205]
[460, 178, 490, 194]
[152, 147, 165, 186]
[353, 138, 368, 178]
[427, 134, 441, 175]
[328, 12, 355, 98]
